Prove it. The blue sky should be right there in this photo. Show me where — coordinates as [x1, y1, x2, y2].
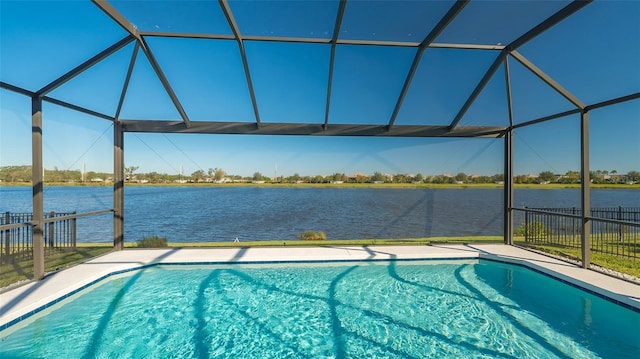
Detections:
[1, 1, 638, 177]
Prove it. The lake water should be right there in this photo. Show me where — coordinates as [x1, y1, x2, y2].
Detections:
[0, 186, 638, 243]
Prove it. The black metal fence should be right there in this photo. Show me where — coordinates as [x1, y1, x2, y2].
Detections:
[0, 211, 77, 264]
[519, 207, 640, 260]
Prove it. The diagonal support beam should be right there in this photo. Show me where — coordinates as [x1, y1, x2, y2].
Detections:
[36, 35, 135, 97]
[510, 51, 584, 109]
[1, 82, 113, 120]
[323, 0, 347, 130]
[115, 43, 140, 120]
[448, 52, 507, 130]
[585, 92, 640, 111]
[138, 37, 192, 127]
[219, 0, 262, 127]
[91, 0, 142, 41]
[388, 0, 469, 129]
[92, 0, 190, 127]
[449, 0, 592, 130]
[509, 0, 593, 51]
[42, 97, 115, 121]
[1, 81, 35, 96]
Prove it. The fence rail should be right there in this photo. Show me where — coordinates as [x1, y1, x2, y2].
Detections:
[516, 206, 640, 260]
[0, 211, 77, 264]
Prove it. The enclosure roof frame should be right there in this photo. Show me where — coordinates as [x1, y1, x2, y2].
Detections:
[5, 0, 630, 138]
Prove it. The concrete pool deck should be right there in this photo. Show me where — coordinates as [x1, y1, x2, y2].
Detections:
[1, 244, 639, 329]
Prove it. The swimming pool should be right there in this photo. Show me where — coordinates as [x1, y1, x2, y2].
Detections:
[1, 259, 638, 358]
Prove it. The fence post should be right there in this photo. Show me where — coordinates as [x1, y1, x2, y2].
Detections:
[618, 206, 623, 242]
[2, 212, 9, 264]
[72, 212, 77, 250]
[48, 211, 55, 248]
[524, 206, 529, 242]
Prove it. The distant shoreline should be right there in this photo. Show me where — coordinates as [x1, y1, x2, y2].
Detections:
[1, 182, 638, 190]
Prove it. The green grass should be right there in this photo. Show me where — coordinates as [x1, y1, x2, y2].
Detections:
[515, 241, 640, 278]
[0, 247, 113, 288]
[160, 236, 504, 247]
[137, 235, 168, 248]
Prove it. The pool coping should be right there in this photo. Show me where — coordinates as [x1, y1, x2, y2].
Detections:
[1, 244, 639, 331]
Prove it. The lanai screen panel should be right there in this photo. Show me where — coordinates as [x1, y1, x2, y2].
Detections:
[5, 0, 631, 137]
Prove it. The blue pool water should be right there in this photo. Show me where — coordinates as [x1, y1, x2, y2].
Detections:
[1, 260, 638, 358]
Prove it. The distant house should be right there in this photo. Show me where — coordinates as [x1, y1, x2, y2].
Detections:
[90, 178, 103, 182]
[348, 173, 367, 182]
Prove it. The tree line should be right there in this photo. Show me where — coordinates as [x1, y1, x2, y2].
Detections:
[1, 165, 638, 185]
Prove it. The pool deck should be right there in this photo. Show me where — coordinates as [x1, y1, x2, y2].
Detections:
[1, 244, 639, 329]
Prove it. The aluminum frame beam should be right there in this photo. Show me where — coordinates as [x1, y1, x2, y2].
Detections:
[114, 121, 124, 250]
[580, 110, 591, 268]
[504, 129, 514, 245]
[512, 92, 640, 130]
[114, 43, 139, 120]
[389, 0, 469, 129]
[92, 0, 191, 128]
[31, 97, 45, 280]
[139, 31, 504, 50]
[219, 0, 262, 127]
[120, 120, 505, 138]
[137, 37, 192, 128]
[324, 0, 346, 130]
[448, 0, 592, 131]
[1, 81, 115, 120]
[448, 52, 507, 130]
[585, 92, 640, 112]
[503, 56, 515, 245]
[36, 35, 135, 97]
[510, 51, 584, 109]
[0, 81, 36, 97]
[92, 0, 142, 41]
[42, 97, 115, 121]
[504, 57, 515, 128]
[509, 0, 593, 51]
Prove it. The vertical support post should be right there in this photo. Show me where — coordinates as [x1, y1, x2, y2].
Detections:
[114, 121, 124, 250]
[503, 57, 515, 245]
[580, 110, 591, 268]
[504, 129, 514, 245]
[32, 96, 45, 280]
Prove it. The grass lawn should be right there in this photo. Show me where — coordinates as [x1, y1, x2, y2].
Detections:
[0, 247, 113, 289]
[515, 241, 640, 278]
